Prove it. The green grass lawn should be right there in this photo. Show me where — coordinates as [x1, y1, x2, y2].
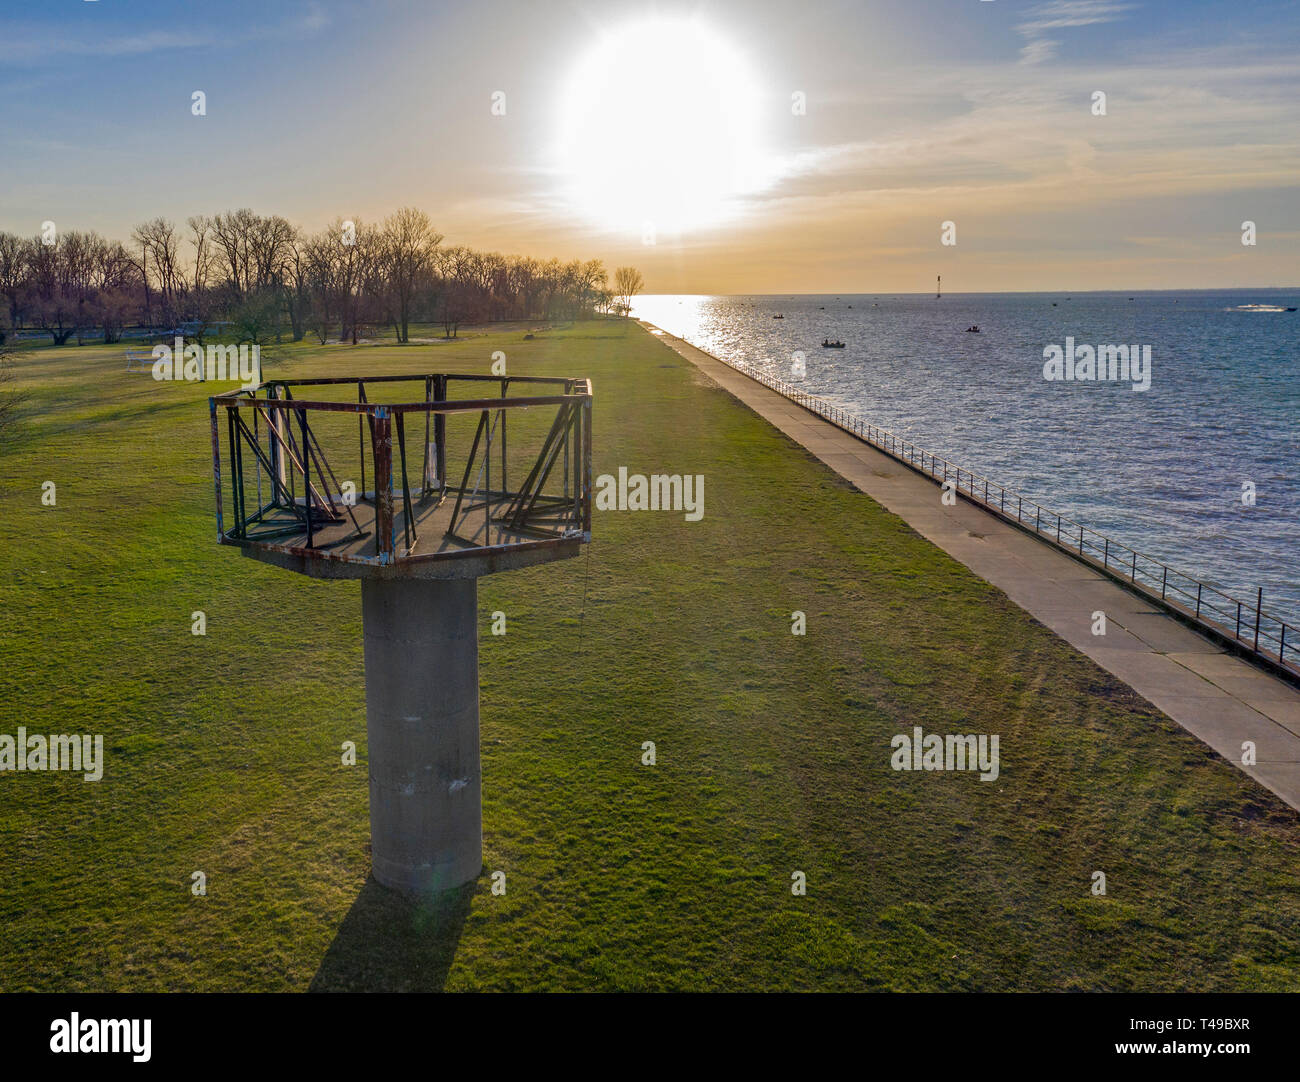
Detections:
[1, 321, 1298, 991]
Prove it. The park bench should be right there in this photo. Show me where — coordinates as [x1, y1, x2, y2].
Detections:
[124, 347, 155, 372]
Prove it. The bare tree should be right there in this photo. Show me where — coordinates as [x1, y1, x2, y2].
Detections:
[0, 206, 621, 347]
[0, 233, 26, 336]
[282, 228, 313, 343]
[613, 266, 644, 318]
[380, 207, 442, 343]
[132, 218, 185, 328]
[187, 216, 213, 296]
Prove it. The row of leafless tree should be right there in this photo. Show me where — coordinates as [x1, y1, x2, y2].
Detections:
[0, 207, 645, 346]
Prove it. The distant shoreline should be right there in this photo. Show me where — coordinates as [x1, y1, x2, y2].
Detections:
[637, 286, 1300, 298]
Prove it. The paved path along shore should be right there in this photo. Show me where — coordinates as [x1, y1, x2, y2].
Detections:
[646, 323, 1300, 812]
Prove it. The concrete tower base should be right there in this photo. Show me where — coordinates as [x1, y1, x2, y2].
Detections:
[361, 577, 482, 893]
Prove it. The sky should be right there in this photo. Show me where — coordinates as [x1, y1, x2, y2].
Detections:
[1, 0, 1297, 293]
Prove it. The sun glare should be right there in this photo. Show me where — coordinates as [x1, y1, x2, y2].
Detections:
[555, 17, 770, 236]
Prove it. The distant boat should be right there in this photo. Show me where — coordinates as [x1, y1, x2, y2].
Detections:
[773, 314, 785, 319]
[822, 339, 846, 348]
[965, 325, 981, 333]
[1288, 307, 1298, 312]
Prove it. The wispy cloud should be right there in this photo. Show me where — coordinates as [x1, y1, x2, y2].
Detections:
[745, 45, 1300, 220]
[3, 29, 210, 63]
[1016, 0, 1136, 65]
[0, 6, 331, 66]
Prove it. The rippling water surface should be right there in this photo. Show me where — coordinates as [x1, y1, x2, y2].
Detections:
[632, 291, 1300, 625]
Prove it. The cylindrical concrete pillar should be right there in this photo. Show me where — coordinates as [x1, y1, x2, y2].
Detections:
[361, 576, 482, 893]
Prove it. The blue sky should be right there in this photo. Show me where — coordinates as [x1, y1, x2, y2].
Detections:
[1, 0, 1297, 291]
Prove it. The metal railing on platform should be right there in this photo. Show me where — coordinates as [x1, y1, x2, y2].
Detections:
[209, 373, 592, 569]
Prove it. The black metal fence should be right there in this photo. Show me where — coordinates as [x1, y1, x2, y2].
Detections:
[712, 351, 1298, 681]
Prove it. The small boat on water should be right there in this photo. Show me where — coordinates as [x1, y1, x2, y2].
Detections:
[773, 314, 785, 319]
[965, 325, 981, 333]
[822, 338, 846, 348]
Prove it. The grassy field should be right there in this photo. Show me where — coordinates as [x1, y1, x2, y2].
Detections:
[1, 320, 1298, 992]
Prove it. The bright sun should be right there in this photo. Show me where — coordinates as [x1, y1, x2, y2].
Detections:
[556, 17, 770, 236]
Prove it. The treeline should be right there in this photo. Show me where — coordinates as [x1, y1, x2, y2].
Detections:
[0, 207, 644, 346]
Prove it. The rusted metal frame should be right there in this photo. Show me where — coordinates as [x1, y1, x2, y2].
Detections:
[513, 513, 578, 534]
[460, 484, 557, 525]
[253, 406, 263, 511]
[444, 372, 572, 385]
[581, 395, 592, 538]
[358, 381, 367, 499]
[511, 401, 575, 531]
[562, 379, 576, 504]
[372, 410, 394, 563]
[485, 410, 492, 544]
[226, 406, 244, 539]
[265, 384, 283, 507]
[395, 410, 417, 555]
[259, 530, 575, 569]
[572, 387, 581, 529]
[361, 382, 379, 511]
[231, 412, 286, 526]
[419, 376, 433, 503]
[242, 409, 363, 538]
[298, 408, 314, 548]
[209, 397, 224, 541]
[299, 414, 343, 521]
[239, 393, 576, 415]
[506, 399, 573, 529]
[502, 522, 571, 541]
[434, 374, 447, 500]
[253, 403, 310, 514]
[250, 403, 333, 524]
[228, 372, 574, 391]
[473, 410, 506, 541]
[235, 408, 252, 534]
[500, 377, 509, 502]
[241, 523, 315, 543]
[300, 408, 364, 535]
[448, 410, 490, 538]
[282, 386, 299, 510]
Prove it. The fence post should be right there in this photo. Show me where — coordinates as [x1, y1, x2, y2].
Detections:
[373, 410, 394, 564]
[298, 407, 312, 549]
[1195, 583, 1202, 618]
[1254, 588, 1263, 652]
[1162, 566, 1167, 599]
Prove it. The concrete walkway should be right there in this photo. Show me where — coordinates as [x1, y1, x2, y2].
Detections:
[647, 324, 1300, 812]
